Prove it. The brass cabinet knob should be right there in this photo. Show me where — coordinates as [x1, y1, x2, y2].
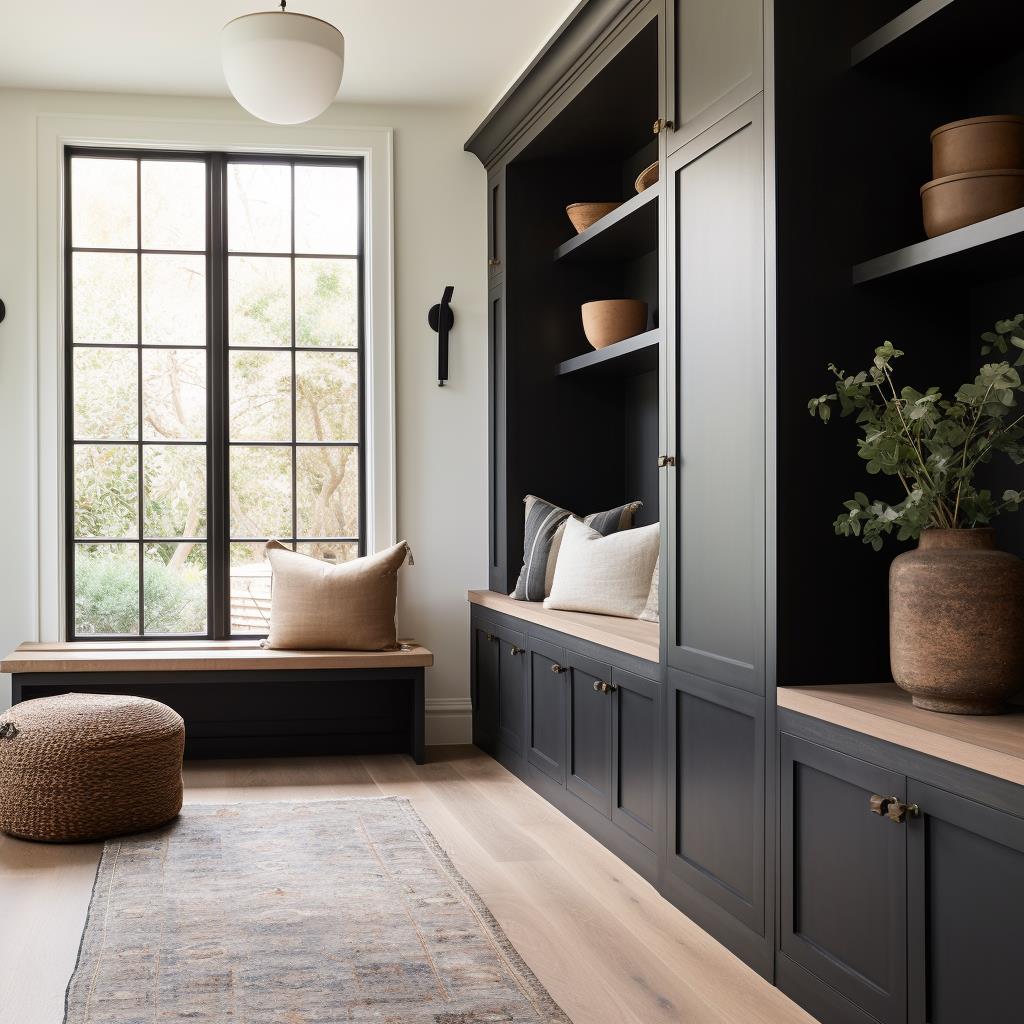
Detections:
[657, 454, 676, 468]
[869, 794, 893, 816]
[652, 117, 673, 135]
[591, 680, 617, 694]
[488, 257, 502, 267]
[886, 800, 920, 824]
[485, 633, 497, 642]
[509, 645, 524, 656]
[550, 663, 565, 674]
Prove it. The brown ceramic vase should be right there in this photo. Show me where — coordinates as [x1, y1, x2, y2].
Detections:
[890, 528, 1024, 714]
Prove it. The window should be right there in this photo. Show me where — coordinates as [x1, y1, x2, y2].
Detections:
[65, 149, 364, 638]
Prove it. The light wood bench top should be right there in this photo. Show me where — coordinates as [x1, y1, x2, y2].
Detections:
[0, 640, 433, 674]
[468, 590, 659, 664]
[779, 683, 1024, 787]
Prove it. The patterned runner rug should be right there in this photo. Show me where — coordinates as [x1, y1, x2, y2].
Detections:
[64, 797, 571, 1023]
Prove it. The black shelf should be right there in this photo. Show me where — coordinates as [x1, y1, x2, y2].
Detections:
[554, 186, 659, 264]
[851, 0, 1024, 71]
[556, 328, 660, 378]
[853, 207, 1024, 286]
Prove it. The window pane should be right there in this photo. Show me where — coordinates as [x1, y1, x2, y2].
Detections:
[142, 254, 206, 346]
[144, 446, 207, 538]
[229, 350, 292, 442]
[75, 544, 139, 635]
[296, 446, 358, 538]
[230, 542, 272, 634]
[142, 161, 206, 251]
[295, 541, 358, 563]
[227, 163, 291, 253]
[73, 347, 137, 441]
[72, 252, 137, 345]
[296, 351, 359, 441]
[228, 256, 291, 347]
[142, 348, 206, 441]
[295, 165, 358, 255]
[295, 258, 358, 347]
[71, 157, 137, 249]
[230, 446, 292, 538]
[144, 543, 207, 634]
[74, 445, 138, 539]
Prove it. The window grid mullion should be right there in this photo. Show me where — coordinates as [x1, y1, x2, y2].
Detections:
[136, 158, 145, 637]
[290, 163, 298, 553]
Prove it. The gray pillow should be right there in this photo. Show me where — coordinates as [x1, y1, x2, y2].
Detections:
[511, 494, 642, 602]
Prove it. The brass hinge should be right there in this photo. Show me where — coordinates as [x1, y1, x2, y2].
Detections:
[488, 257, 502, 268]
[657, 455, 676, 468]
[652, 117, 674, 135]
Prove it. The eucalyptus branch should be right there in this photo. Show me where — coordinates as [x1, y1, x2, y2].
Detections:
[810, 321, 1024, 547]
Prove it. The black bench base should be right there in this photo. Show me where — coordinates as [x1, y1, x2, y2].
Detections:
[12, 668, 426, 764]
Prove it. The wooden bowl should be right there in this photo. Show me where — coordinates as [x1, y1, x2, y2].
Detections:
[581, 300, 648, 349]
[635, 160, 659, 193]
[566, 202, 622, 234]
[931, 115, 1024, 177]
[920, 169, 1024, 237]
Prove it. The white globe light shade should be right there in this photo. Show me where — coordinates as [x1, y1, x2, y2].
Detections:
[222, 11, 345, 125]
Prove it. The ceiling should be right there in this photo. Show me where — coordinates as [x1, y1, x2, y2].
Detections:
[0, 0, 579, 109]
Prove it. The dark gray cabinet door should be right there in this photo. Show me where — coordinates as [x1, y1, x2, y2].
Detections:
[908, 780, 1024, 1024]
[611, 668, 660, 851]
[496, 626, 527, 756]
[780, 733, 907, 1024]
[471, 622, 500, 753]
[527, 638, 567, 785]
[566, 652, 613, 817]
[664, 97, 765, 694]
[669, 0, 763, 153]
[666, 669, 764, 932]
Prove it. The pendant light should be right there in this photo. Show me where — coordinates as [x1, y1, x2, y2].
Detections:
[222, 1, 345, 125]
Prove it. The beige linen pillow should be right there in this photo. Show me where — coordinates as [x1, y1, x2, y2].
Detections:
[639, 555, 660, 623]
[262, 540, 411, 650]
[543, 518, 660, 619]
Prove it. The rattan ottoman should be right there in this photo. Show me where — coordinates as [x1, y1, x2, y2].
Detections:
[0, 692, 184, 842]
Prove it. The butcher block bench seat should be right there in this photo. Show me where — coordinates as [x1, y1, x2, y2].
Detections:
[1, 641, 433, 763]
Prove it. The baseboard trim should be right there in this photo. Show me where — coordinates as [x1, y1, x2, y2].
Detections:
[425, 697, 472, 745]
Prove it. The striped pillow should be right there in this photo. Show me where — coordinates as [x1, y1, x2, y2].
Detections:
[511, 495, 643, 602]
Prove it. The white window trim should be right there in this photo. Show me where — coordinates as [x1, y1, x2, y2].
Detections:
[34, 112, 395, 641]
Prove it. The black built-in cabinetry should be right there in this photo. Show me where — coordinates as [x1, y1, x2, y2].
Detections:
[467, 1, 1024, 1020]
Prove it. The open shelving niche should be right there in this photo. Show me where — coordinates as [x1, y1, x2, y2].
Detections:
[497, 7, 663, 587]
[776, 0, 1024, 686]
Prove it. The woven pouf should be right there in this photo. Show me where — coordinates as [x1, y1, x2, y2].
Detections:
[0, 692, 184, 842]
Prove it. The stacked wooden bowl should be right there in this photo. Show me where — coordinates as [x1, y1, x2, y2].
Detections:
[921, 115, 1024, 237]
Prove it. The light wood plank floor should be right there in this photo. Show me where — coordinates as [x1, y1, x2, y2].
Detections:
[0, 747, 818, 1024]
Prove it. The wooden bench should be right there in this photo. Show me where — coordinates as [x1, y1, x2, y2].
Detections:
[1, 641, 433, 763]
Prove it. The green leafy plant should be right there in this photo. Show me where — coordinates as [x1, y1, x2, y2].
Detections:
[809, 318, 1024, 550]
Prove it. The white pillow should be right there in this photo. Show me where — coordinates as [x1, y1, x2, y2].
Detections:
[543, 517, 660, 618]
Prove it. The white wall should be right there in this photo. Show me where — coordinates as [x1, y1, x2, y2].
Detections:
[0, 88, 489, 742]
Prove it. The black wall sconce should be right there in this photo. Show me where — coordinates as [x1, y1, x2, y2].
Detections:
[0, 299, 6, 324]
[427, 285, 454, 386]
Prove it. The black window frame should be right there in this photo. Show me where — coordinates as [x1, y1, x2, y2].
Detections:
[63, 146, 367, 641]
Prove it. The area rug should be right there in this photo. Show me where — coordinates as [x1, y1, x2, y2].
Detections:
[65, 797, 572, 1023]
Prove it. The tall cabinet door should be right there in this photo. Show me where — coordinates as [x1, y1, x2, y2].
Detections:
[780, 734, 908, 1024]
[908, 780, 1024, 1024]
[668, 0, 763, 153]
[665, 96, 765, 696]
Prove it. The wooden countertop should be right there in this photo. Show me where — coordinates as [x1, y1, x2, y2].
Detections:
[468, 590, 659, 663]
[0, 640, 433, 674]
[779, 683, 1024, 787]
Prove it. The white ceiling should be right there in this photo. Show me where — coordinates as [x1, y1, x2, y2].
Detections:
[0, 0, 578, 109]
